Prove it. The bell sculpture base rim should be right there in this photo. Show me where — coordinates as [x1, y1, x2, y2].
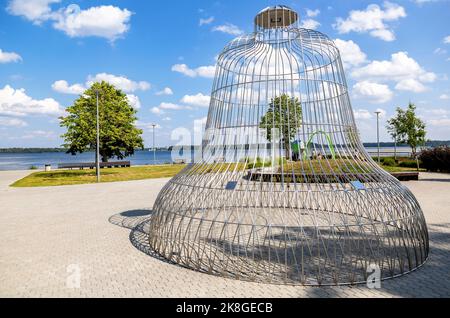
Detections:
[148, 205, 429, 286]
[147, 238, 429, 286]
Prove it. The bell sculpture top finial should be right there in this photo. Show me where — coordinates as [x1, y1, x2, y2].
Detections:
[254, 5, 299, 29]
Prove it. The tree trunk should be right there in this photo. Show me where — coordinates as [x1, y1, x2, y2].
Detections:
[411, 146, 416, 159]
[284, 141, 290, 160]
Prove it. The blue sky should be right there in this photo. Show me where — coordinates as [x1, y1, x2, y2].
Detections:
[0, 0, 449, 147]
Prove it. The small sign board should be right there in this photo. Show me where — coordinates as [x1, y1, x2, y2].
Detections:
[225, 181, 238, 190]
[350, 180, 366, 190]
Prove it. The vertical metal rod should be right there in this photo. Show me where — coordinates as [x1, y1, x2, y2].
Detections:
[375, 111, 381, 164]
[394, 134, 397, 161]
[95, 90, 101, 182]
[152, 124, 156, 164]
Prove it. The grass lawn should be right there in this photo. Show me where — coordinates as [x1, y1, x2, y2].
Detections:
[10, 159, 421, 188]
[379, 165, 423, 172]
[11, 164, 187, 187]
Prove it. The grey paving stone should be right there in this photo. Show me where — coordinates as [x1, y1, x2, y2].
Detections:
[1, 170, 449, 298]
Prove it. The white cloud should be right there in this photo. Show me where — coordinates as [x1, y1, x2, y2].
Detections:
[171, 64, 215, 78]
[419, 107, 450, 116]
[352, 81, 393, 103]
[0, 49, 22, 63]
[0, 85, 62, 117]
[6, 0, 60, 24]
[334, 39, 367, 68]
[7, 2, 132, 41]
[334, 2, 406, 41]
[195, 65, 216, 78]
[87, 73, 150, 92]
[51, 80, 85, 95]
[150, 107, 163, 115]
[53, 74, 150, 95]
[159, 102, 188, 110]
[439, 94, 450, 100]
[162, 117, 171, 121]
[151, 101, 193, 115]
[52, 5, 132, 41]
[395, 79, 427, 93]
[370, 29, 396, 42]
[414, 0, 441, 4]
[353, 109, 372, 119]
[351, 51, 436, 92]
[126, 94, 140, 109]
[155, 87, 173, 96]
[0, 116, 27, 127]
[434, 48, 447, 55]
[171, 64, 196, 77]
[199, 16, 214, 26]
[22, 130, 56, 139]
[415, 107, 450, 139]
[428, 118, 450, 127]
[306, 9, 320, 17]
[180, 93, 210, 107]
[444, 35, 450, 44]
[212, 23, 244, 36]
[300, 19, 321, 30]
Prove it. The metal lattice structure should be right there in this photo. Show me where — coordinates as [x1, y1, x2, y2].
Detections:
[148, 6, 429, 285]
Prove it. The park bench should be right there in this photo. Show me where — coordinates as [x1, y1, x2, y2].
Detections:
[57, 161, 131, 170]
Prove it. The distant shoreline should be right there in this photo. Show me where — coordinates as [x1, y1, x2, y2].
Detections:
[0, 148, 171, 154]
[1, 141, 449, 153]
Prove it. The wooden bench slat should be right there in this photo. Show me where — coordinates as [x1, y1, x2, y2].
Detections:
[58, 161, 131, 169]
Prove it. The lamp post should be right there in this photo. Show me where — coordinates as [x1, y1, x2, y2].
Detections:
[393, 133, 397, 161]
[374, 111, 381, 164]
[152, 124, 156, 164]
[95, 89, 100, 182]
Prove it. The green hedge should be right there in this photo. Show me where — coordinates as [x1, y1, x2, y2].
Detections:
[398, 160, 418, 168]
[381, 157, 396, 166]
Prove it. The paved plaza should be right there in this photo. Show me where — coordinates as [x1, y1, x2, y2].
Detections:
[0, 170, 449, 297]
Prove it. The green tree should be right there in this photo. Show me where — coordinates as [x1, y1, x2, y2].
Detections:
[259, 94, 302, 158]
[60, 81, 144, 162]
[386, 102, 426, 158]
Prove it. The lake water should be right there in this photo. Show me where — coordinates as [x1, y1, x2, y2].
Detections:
[0, 147, 414, 171]
[0, 150, 174, 171]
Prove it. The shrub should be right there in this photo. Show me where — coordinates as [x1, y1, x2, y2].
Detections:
[419, 146, 450, 172]
[246, 157, 271, 169]
[29, 165, 38, 170]
[398, 160, 418, 168]
[382, 157, 396, 166]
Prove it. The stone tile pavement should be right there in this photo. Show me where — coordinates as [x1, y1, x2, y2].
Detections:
[0, 170, 449, 297]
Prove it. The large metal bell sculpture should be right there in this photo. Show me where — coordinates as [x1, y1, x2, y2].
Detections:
[148, 5, 429, 285]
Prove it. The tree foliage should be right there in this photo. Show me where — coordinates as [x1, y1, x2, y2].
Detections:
[259, 94, 302, 157]
[60, 81, 144, 162]
[386, 102, 426, 157]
